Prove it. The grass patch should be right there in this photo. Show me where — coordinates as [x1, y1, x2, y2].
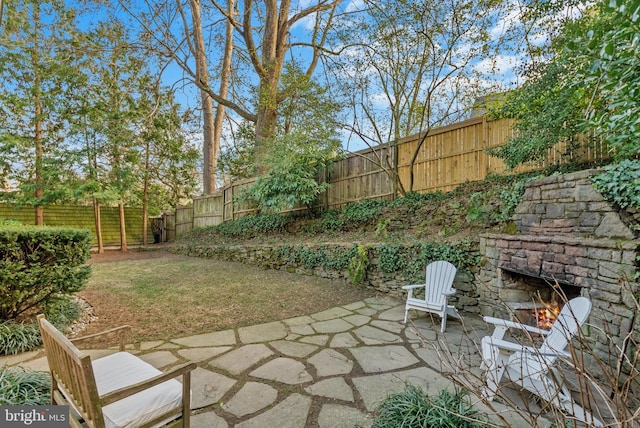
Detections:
[80, 252, 375, 343]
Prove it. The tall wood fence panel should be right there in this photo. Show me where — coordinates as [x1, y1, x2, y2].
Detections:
[175, 206, 193, 236]
[0, 203, 151, 246]
[326, 146, 395, 209]
[193, 193, 224, 228]
[165, 116, 609, 239]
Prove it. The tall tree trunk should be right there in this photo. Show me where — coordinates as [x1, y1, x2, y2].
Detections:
[189, 0, 216, 194]
[211, 0, 235, 178]
[142, 139, 150, 245]
[119, 199, 128, 252]
[93, 199, 104, 253]
[33, 4, 44, 226]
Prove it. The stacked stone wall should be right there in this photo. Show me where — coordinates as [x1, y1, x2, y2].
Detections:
[514, 169, 636, 239]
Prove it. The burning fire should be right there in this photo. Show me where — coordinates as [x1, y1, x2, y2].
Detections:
[535, 295, 561, 329]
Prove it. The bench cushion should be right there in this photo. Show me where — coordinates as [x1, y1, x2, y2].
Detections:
[92, 352, 183, 428]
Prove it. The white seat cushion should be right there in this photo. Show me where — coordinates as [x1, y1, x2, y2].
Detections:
[92, 352, 183, 428]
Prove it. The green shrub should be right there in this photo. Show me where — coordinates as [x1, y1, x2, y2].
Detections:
[370, 385, 488, 428]
[0, 225, 91, 320]
[347, 244, 369, 285]
[0, 367, 51, 405]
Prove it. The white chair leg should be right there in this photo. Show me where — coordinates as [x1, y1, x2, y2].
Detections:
[481, 337, 505, 401]
[403, 308, 409, 324]
[440, 314, 447, 332]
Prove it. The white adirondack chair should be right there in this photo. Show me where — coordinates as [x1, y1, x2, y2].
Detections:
[402, 260, 460, 332]
[480, 296, 602, 427]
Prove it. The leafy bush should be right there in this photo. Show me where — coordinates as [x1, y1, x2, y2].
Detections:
[0, 225, 91, 320]
[0, 367, 51, 405]
[347, 245, 369, 285]
[370, 385, 488, 428]
[592, 160, 640, 209]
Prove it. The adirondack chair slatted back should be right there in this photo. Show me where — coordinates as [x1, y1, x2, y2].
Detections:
[424, 261, 457, 307]
[37, 315, 104, 427]
[540, 296, 591, 360]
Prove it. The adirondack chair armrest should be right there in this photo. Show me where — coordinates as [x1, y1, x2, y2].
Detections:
[485, 336, 570, 359]
[483, 316, 549, 336]
[100, 362, 197, 406]
[71, 325, 132, 352]
[401, 284, 423, 290]
[442, 288, 456, 296]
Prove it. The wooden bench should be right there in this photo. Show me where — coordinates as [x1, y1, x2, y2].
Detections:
[37, 314, 196, 428]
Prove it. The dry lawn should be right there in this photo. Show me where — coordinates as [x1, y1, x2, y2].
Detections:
[79, 250, 377, 343]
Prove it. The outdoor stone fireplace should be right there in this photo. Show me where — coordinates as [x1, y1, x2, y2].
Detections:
[477, 169, 639, 400]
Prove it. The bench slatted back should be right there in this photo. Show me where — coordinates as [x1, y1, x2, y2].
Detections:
[37, 314, 105, 428]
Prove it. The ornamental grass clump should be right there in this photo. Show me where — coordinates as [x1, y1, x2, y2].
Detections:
[0, 367, 51, 405]
[370, 385, 489, 428]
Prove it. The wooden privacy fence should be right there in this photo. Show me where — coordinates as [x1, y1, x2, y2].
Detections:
[165, 117, 608, 239]
[0, 203, 152, 247]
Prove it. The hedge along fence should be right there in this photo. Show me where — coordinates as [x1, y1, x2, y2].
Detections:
[0, 203, 153, 247]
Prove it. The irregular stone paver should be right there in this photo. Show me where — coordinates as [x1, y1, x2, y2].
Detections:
[157, 343, 180, 349]
[350, 345, 419, 373]
[249, 357, 312, 384]
[352, 366, 451, 411]
[18, 356, 50, 372]
[283, 315, 315, 326]
[330, 332, 359, 348]
[308, 349, 353, 377]
[305, 377, 354, 402]
[238, 321, 287, 343]
[172, 330, 236, 347]
[177, 346, 232, 362]
[191, 411, 228, 428]
[311, 307, 353, 321]
[311, 318, 353, 334]
[191, 367, 237, 409]
[235, 393, 311, 428]
[318, 404, 372, 428]
[355, 307, 378, 316]
[269, 340, 318, 358]
[378, 305, 405, 321]
[342, 314, 371, 326]
[299, 334, 329, 346]
[222, 382, 278, 417]
[343, 301, 366, 310]
[139, 340, 164, 350]
[405, 324, 437, 342]
[288, 324, 315, 336]
[138, 351, 178, 368]
[209, 344, 273, 375]
[0, 350, 41, 366]
[353, 325, 403, 345]
[370, 320, 403, 334]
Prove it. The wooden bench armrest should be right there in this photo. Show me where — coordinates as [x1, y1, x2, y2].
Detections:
[100, 362, 197, 406]
[71, 325, 132, 351]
